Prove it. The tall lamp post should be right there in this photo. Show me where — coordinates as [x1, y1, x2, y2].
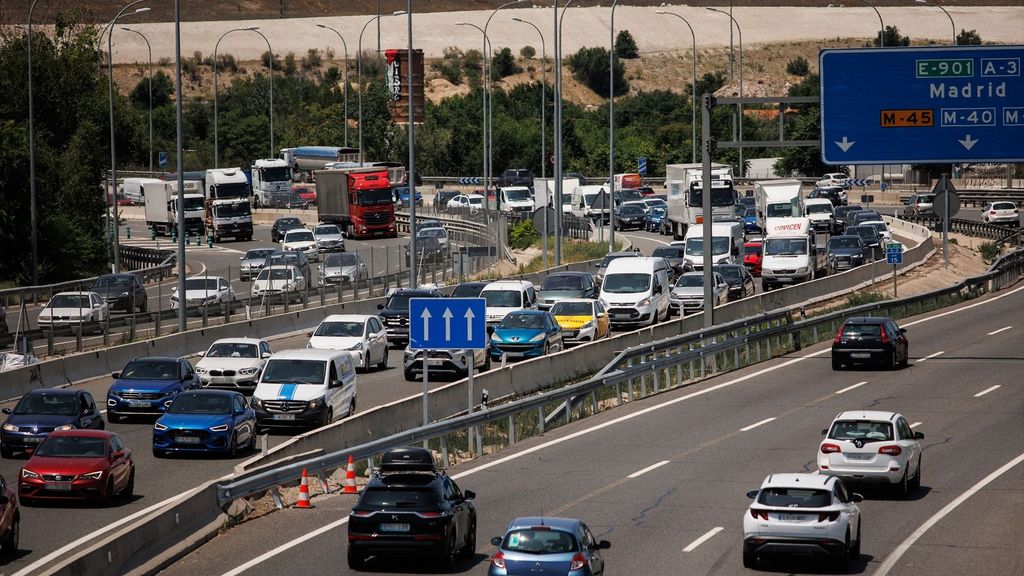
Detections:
[246, 27, 275, 160]
[121, 27, 153, 172]
[405, 2, 418, 290]
[484, 0, 527, 197]
[107, 1, 151, 274]
[213, 27, 255, 168]
[512, 16, 547, 267]
[554, 0, 578, 266]
[707, 7, 743, 177]
[915, 0, 957, 45]
[316, 24, 350, 147]
[607, 0, 620, 252]
[656, 11, 697, 164]
[861, 0, 886, 47]
[455, 22, 490, 199]
[27, 0, 42, 286]
[174, 0, 187, 331]
[358, 11, 405, 165]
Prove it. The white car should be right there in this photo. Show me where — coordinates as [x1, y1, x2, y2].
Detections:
[313, 223, 346, 252]
[818, 410, 923, 497]
[251, 265, 307, 302]
[815, 172, 850, 190]
[416, 226, 449, 249]
[170, 275, 235, 313]
[281, 228, 320, 262]
[195, 337, 272, 393]
[307, 314, 388, 372]
[743, 473, 862, 570]
[447, 193, 485, 212]
[37, 291, 109, 332]
[981, 201, 1020, 226]
[859, 220, 893, 243]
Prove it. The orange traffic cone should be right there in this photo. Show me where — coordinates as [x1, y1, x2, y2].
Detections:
[343, 455, 358, 494]
[296, 468, 313, 508]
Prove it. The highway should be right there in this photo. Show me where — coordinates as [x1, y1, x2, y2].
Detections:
[153, 286, 1023, 576]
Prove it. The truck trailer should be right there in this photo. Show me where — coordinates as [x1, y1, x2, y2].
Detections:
[143, 181, 205, 236]
[315, 167, 397, 239]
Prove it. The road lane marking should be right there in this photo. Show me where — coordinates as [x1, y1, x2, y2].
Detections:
[621, 233, 670, 246]
[901, 285, 1024, 327]
[987, 325, 1012, 336]
[627, 460, 670, 479]
[974, 385, 1001, 398]
[835, 381, 867, 394]
[875, 452, 1024, 576]
[909, 421, 922, 428]
[740, 417, 776, 432]
[682, 527, 724, 552]
[916, 350, 944, 363]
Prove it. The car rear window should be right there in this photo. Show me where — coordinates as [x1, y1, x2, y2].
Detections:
[758, 488, 831, 508]
[842, 323, 881, 337]
[992, 202, 1015, 210]
[501, 528, 579, 554]
[828, 420, 894, 442]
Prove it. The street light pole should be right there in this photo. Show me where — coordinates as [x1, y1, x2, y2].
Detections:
[915, 0, 957, 45]
[213, 27, 252, 168]
[456, 22, 489, 201]
[555, 0, 578, 267]
[512, 17, 547, 268]
[406, 2, 418, 289]
[174, 0, 187, 332]
[707, 7, 743, 177]
[861, 0, 886, 47]
[27, 0, 42, 286]
[656, 11, 697, 164]
[484, 0, 527, 200]
[608, 0, 620, 253]
[358, 11, 405, 166]
[316, 24, 350, 147]
[246, 28, 275, 159]
[121, 27, 153, 172]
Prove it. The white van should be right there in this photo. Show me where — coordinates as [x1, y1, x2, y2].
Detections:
[494, 186, 535, 214]
[481, 280, 537, 327]
[119, 177, 163, 205]
[804, 198, 837, 234]
[251, 348, 357, 432]
[570, 185, 611, 222]
[682, 222, 745, 270]
[598, 257, 672, 328]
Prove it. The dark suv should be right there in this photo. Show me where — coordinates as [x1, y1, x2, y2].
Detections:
[92, 273, 147, 313]
[498, 168, 534, 190]
[271, 217, 303, 243]
[377, 288, 442, 346]
[832, 316, 909, 370]
[348, 447, 477, 570]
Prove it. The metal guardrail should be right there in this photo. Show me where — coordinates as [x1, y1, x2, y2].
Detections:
[898, 215, 1017, 241]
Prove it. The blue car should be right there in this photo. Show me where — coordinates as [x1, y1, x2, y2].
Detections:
[644, 206, 666, 233]
[152, 390, 256, 458]
[107, 357, 200, 422]
[739, 206, 760, 234]
[488, 516, 610, 576]
[392, 186, 423, 207]
[1, 389, 104, 458]
[489, 310, 564, 361]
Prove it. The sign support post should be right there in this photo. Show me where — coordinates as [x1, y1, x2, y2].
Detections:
[942, 174, 950, 270]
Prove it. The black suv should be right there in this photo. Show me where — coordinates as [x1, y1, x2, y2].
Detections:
[348, 447, 477, 570]
[434, 189, 461, 211]
[498, 168, 534, 190]
[377, 288, 442, 346]
[271, 217, 303, 243]
[92, 273, 148, 313]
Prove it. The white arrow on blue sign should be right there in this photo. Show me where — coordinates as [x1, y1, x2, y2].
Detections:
[409, 298, 487, 350]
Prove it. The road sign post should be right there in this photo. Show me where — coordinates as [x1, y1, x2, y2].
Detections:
[886, 242, 903, 296]
[933, 174, 961, 269]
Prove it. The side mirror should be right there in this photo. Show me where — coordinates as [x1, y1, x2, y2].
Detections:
[821, 428, 828, 436]
[1, 408, 10, 415]
[899, 328, 907, 334]
[197, 351, 206, 357]
[306, 332, 313, 338]
[262, 352, 272, 359]
[112, 372, 121, 379]
[464, 490, 476, 500]
[597, 540, 611, 550]
[376, 304, 384, 310]
[490, 536, 503, 547]
[914, 431, 924, 439]
[746, 490, 759, 499]
[111, 450, 124, 460]
[851, 493, 864, 503]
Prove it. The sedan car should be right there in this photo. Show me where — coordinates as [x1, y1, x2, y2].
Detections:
[107, 357, 201, 422]
[251, 265, 307, 303]
[550, 299, 609, 345]
[152, 390, 256, 458]
[827, 235, 869, 272]
[270, 216, 303, 243]
[19, 430, 134, 505]
[847, 225, 882, 259]
[1, 389, 104, 458]
[170, 275, 235, 314]
[313, 223, 346, 253]
[451, 281, 489, 298]
[743, 240, 763, 276]
[981, 201, 1020, 226]
[489, 517, 609, 576]
[832, 316, 909, 370]
[239, 248, 276, 281]
[669, 272, 728, 315]
[713, 264, 755, 301]
[614, 204, 646, 231]
[319, 252, 368, 286]
[36, 292, 109, 333]
[281, 228, 319, 262]
[447, 193, 485, 212]
[490, 310, 563, 361]
[818, 410, 923, 497]
[643, 206, 666, 232]
[538, 272, 597, 310]
[307, 314, 388, 372]
[195, 338, 271, 393]
[743, 473, 861, 570]
[91, 273, 147, 313]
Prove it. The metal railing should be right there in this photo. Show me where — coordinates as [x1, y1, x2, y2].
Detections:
[898, 215, 1017, 241]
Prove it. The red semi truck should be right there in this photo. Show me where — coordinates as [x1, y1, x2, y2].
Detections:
[314, 167, 397, 238]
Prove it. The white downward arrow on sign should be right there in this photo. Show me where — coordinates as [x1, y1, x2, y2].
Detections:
[464, 308, 475, 341]
[420, 308, 432, 341]
[442, 308, 453, 341]
[835, 136, 855, 152]
[959, 134, 978, 150]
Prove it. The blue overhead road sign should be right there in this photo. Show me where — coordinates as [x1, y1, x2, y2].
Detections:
[820, 46, 1024, 164]
[409, 298, 486, 350]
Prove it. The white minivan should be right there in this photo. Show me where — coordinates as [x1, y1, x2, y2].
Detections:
[598, 257, 672, 328]
[481, 280, 537, 328]
[251, 349, 357, 432]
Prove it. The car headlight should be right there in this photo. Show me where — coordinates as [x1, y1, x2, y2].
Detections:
[195, 367, 208, 375]
[238, 367, 259, 375]
[347, 343, 364, 351]
[307, 396, 325, 410]
[581, 321, 595, 329]
[170, 295, 179, 302]
[209, 424, 229, 432]
[529, 333, 546, 343]
[22, 469, 40, 479]
[205, 295, 219, 303]
[490, 332, 503, 342]
[154, 422, 168, 431]
[81, 470, 104, 480]
[54, 424, 74, 431]
[119, 291, 129, 298]
[638, 296, 654, 307]
[251, 397, 264, 408]
[2, 424, 17, 432]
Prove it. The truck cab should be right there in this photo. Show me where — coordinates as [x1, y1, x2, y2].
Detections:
[251, 159, 292, 208]
[205, 168, 253, 242]
[760, 217, 827, 290]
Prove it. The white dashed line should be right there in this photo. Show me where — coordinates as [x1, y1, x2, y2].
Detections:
[835, 381, 867, 394]
[974, 385, 1001, 398]
[740, 417, 776, 432]
[682, 527, 724, 552]
[627, 460, 671, 479]
[909, 421, 922, 428]
[987, 326, 1012, 336]
[917, 350, 945, 363]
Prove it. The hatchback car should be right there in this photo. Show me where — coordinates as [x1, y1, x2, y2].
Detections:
[19, 430, 134, 505]
[107, 357, 201, 422]
[489, 517, 610, 576]
[1, 389, 104, 458]
[281, 228, 320, 262]
[743, 473, 861, 570]
[36, 292, 109, 333]
[490, 310, 563, 360]
[550, 299, 609, 345]
[614, 204, 646, 230]
[538, 272, 597, 310]
[669, 272, 728, 315]
[832, 316, 909, 370]
[906, 193, 935, 216]
[251, 265, 308, 303]
[307, 314, 388, 372]
[650, 246, 692, 278]
[447, 194, 485, 212]
[170, 275, 235, 314]
[152, 390, 256, 458]
[643, 206, 666, 232]
[271, 216, 304, 243]
[318, 252, 368, 286]
[743, 240, 763, 276]
[818, 410, 923, 497]
[847, 225, 882, 258]
[981, 201, 1020, 226]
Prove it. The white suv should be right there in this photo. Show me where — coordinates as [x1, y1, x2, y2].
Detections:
[815, 172, 850, 190]
[981, 201, 1020, 226]
[818, 410, 923, 497]
[743, 473, 862, 570]
[281, 228, 320, 262]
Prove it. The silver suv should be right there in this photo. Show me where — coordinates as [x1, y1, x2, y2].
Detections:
[906, 193, 935, 216]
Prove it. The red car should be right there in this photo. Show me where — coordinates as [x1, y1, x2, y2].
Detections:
[743, 240, 763, 276]
[19, 430, 134, 505]
[0, 475, 18, 554]
[293, 184, 317, 206]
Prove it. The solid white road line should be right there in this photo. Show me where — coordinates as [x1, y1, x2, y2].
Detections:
[974, 385, 1001, 398]
[682, 527, 724, 553]
[987, 325, 1013, 336]
[875, 452, 1024, 576]
[740, 417, 776, 432]
[909, 421, 922, 428]
[835, 381, 867, 394]
[622, 233, 670, 246]
[627, 460, 671, 479]
[917, 350, 945, 363]
[901, 285, 1024, 328]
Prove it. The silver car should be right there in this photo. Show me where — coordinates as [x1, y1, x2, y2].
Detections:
[239, 248, 277, 281]
[313, 223, 346, 253]
[319, 252, 368, 286]
[403, 345, 490, 381]
[669, 272, 728, 314]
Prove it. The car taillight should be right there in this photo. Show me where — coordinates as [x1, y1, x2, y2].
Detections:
[818, 511, 841, 522]
[879, 445, 902, 456]
[749, 508, 769, 520]
[417, 511, 443, 518]
[351, 510, 372, 517]
[569, 552, 589, 571]
[820, 443, 841, 454]
[879, 325, 890, 344]
[833, 328, 844, 345]
[491, 551, 506, 569]
[990, 210, 997, 215]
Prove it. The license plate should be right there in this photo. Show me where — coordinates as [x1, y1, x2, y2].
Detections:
[24, 436, 42, 444]
[778, 513, 806, 522]
[851, 352, 871, 359]
[777, 278, 793, 283]
[46, 482, 72, 491]
[176, 436, 201, 444]
[845, 453, 872, 460]
[380, 523, 410, 532]
[273, 414, 296, 421]
[128, 400, 151, 408]
[426, 359, 446, 366]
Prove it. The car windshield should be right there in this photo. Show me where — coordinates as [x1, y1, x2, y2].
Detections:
[550, 301, 592, 316]
[48, 294, 90, 308]
[483, 290, 522, 308]
[744, 244, 762, 256]
[717, 267, 742, 279]
[807, 204, 833, 215]
[542, 275, 583, 291]
[676, 275, 703, 288]
[852, 228, 879, 241]
[325, 253, 360, 267]
[167, 393, 232, 414]
[385, 294, 414, 311]
[358, 488, 436, 507]
[498, 314, 545, 330]
[619, 205, 645, 216]
[649, 207, 666, 217]
[184, 278, 220, 291]
[245, 249, 275, 261]
[315, 225, 341, 236]
[417, 228, 446, 239]
[598, 254, 634, 269]
[646, 200, 667, 208]
[256, 268, 294, 281]
[260, 166, 291, 181]
[764, 238, 809, 256]
[829, 420, 894, 442]
[467, 196, 483, 206]
[602, 273, 650, 293]
[561, 194, 573, 206]
[829, 237, 862, 249]
[451, 284, 485, 298]
[120, 360, 179, 380]
[501, 529, 579, 554]
[865, 222, 888, 232]
[260, 359, 326, 384]
[757, 488, 831, 508]
[277, 219, 301, 228]
[35, 436, 107, 458]
[93, 276, 130, 289]
[180, 196, 206, 211]
[506, 189, 531, 201]
[685, 237, 730, 257]
[215, 202, 251, 218]
[206, 342, 258, 358]
[314, 321, 364, 337]
[13, 393, 78, 416]
[285, 230, 314, 242]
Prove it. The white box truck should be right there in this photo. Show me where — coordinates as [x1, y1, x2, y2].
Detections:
[664, 163, 737, 239]
[120, 177, 162, 205]
[681, 221, 745, 270]
[760, 217, 828, 290]
[251, 158, 292, 208]
[143, 180, 205, 236]
[754, 180, 804, 232]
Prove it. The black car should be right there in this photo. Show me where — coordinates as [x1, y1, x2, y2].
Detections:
[826, 235, 869, 272]
[92, 273, 147, 313]
[377, 288, 443, 346]
[271, 217, 303, 243]
[713, 264, 756, 300]
[850, 210, 882, 228]
[405, 236, 447, 267]
[614, 204, 646, 230]
[651, 246, 693, 279]
[450, 281, 489, 298]
[348, 447, 477, 570]
[847, 225, 882, 259]
[810, 186, 847, 207]
[497, 168, 534, 190]
[434, 190, 461, 211]
[1, 389, 104, 458]
[832, 205, 863, 233]
[832, 316, 909, 370]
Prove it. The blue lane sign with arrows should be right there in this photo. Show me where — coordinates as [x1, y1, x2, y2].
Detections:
[409, 298, 486, 350]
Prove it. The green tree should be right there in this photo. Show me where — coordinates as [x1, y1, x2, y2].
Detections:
[957, 29, 982, 45]
[566, 46, 629, 96]
[773, 74, 831, 177]
[491, 47, 521, 80]
[615, 30, 639, 59]
[690, 71, 727, 98]
[130, 70, 173, 109]
[519, 45, 536, 60]
[873, 25, 911, 47]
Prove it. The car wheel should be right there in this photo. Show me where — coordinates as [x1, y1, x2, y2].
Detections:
[910, 456, 922, 491]
[348, 396, 356, 417]
[0, 446, 13, 459]
[347, 547, 366, 570]
[542, 342, 550, 356]
[852, 519, 861, 558]
[139, 299, 147, 313]
[2, 515, 18, 553]
[362, 351, 370, 373]
[833, 529, 851, 571]
[404, 369, 416, 382]
[896, 468, 910, 499]
[108, 412, 122, 424]
[105, 477, 117, 505]
[483, 352, 491, 372]
[229, 432, 239, 458]
[439, 530, 458, 569]
[122, 468, 135, 499]
[153, 448, 166, 458]
[742, 548, 756, 569]
[890, 351, 899, 370]
[377, 349, 388, 370]
[900, 344, 909, 367]
[459, 520, 477, 559]
[832, 357, 842, 371]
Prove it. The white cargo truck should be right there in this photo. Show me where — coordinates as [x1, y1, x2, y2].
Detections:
[760, 217, 828, 290]
[681, 221, 745, 270]
[754, 180, 804, 232]
[251, 158, 292, 208]
[143, 180, 205, 236]
[204, 168, 253, 242]
[664, 163, 737, 240]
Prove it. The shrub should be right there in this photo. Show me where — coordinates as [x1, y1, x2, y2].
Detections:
[566, 46, 629, 96]
[439, 60, 462, 85]
[302, 48, 322, 70]
[520, 45, 536, 60]
[614, 30, 639, 59]
[979, 241, 999, 263]
[846, 291, 885, 307]
[491, 47, 521, 80]
[786, 56, 810, 76]
[442, 46, 463, 60]
[957, 29, 982, 45]
[283, 52, 297, 75]
[508, 220, 538, 250]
